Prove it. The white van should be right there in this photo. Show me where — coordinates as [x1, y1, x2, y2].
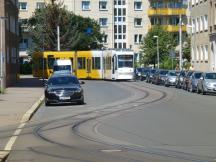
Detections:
[53, 59, 73, 74]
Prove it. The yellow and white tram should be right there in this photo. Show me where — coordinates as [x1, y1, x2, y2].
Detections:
[32, 49, 134, 80]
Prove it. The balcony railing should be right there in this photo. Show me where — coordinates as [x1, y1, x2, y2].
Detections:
[148, 8, 186, 16]
[150, 25, 187, 32]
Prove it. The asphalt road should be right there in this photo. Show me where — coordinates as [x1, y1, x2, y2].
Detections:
[6, 80, 216, 162]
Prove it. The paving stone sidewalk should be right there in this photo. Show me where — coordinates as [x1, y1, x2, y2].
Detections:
[0, 75, 44, 160]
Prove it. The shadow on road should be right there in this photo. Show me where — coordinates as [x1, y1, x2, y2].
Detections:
[11, 75, 44, 88]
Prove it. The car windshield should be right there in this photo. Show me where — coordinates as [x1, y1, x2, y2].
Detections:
[169, 72, 177, 76]
[205, 73, 216, 79]
[194, 73, 202, 79]
[53, 65, 71, 71]
[160, 71, 168, 75]
[48, 76, 79, 85]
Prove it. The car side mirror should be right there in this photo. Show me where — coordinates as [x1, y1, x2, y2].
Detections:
[43, 80, 48, 87]
[80, 81, 85, 84]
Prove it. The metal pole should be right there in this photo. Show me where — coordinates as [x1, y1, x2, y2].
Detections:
[179, 14, 182, 70]
[156, 37, 159, 69]
[0, 19, 3, 93]
[57, 25, 60, 51]
[42, 33, 45, 83]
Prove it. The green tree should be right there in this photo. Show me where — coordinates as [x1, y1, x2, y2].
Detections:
[139, 25, 176, 67]
[28, 2, 104, 54]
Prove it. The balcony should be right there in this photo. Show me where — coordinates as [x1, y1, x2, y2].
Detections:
[150, 25, 187, 32]
[148, 8, 186, 16]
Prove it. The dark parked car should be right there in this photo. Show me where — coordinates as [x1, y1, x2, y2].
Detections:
[175, 70, 186, 88]
[197, 72, 216, 95]
[45, 73, 85, 106]
[164, 70, 179, 87]
[187, 71, 202, 92]
[134, 68, 144, 80]
[182, 71, 194, 90]
[140, 68, 151, 81]
[152, 69, 169, 85]
[146, 69, 156, 83]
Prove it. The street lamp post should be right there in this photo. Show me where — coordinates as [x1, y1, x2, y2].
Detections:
[179, 14, 183, 70]
[153, 35, 159, 69]
[0, 17, 7, 93]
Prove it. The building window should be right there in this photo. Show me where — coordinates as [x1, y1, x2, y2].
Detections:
[19, 2, 27, 10]
[103, 35, 108, 43]
[19, 39, 28, 50]
[134, 34, 143, 44]
[191, 47, 195, 61]
[200, 16, 203, 31]
[99, 1, 107, 10]
[134, 18, 142, 27]
[134, 1, 142, 10]
[82, 1, 90, 10]
[204, 45, 208, 60]
[196, 46, 199, 61]
[192, 19, 195, 33]
[99, 18, 108, 27]
[204, 15, 208, 30]
[200, 46, 204, 61]
[196, 18, 199, 32]
[36, 2, 45, 9]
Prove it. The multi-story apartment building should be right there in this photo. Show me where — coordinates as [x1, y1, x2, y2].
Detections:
[148, 0, 187, 40]
[0, 0, 19, 91]
[19, 0, 150, 55]
[190, 0, 214, 72]
[19, 0, 47, 62]
[209, 0, 216, 71]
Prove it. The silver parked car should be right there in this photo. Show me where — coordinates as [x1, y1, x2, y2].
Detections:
[197, 72, 216, 95]
[187, 71, 202, 92]
[164, 70, 179, 87]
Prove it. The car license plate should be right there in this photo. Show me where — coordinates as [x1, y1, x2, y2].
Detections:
[60, 96, 70, 100]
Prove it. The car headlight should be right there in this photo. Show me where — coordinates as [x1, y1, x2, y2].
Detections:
[205, 82, 211, 87]
[75, 89, 82, 93]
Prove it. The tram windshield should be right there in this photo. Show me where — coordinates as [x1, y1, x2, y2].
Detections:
[118, 55, 133, 68]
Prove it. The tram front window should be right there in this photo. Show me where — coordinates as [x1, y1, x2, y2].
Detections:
[118, 55, 133, 68]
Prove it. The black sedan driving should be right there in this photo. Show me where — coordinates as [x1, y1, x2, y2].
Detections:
[45, 74, 84, 106]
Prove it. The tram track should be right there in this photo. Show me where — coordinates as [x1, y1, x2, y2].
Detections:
[8, 82, 215, 162]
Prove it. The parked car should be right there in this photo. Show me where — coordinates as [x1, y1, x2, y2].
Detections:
[44, 73, 85, 106]
[175, 70, 186, 88]
[146, 69, 156, 83]
[134, 68, 144, 80]
[187, 71, 202, 92]
[152, 69, 169, 85]
[197, 72, 216, 95]
[140, 68, 151, 81]
[182, 71, 194, 90]
[164, 70, 179, 87]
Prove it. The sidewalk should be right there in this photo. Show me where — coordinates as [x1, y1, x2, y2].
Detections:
[0, 75, 44, 161]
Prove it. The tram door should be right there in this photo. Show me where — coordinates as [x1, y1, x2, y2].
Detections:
[87, 58, 91, 78]
[112, 55, 117, 74]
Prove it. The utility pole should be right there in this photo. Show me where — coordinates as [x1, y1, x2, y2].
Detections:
[57, 25, 60, 51]
[179, 14, 182, 70]
[0, 17, 7, 93]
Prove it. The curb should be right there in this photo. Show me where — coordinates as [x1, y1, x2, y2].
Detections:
[0, 94, 45, 162]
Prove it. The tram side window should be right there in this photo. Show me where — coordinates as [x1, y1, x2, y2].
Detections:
[92, 57, 101, 69]
[38, 58, 47, 70]
[77, 57, 86, 69]
[48, 57, 55, 69]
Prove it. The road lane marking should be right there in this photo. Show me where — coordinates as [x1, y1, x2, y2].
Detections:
[101, 149, 122, 153]
[4, 95, 44, 152]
